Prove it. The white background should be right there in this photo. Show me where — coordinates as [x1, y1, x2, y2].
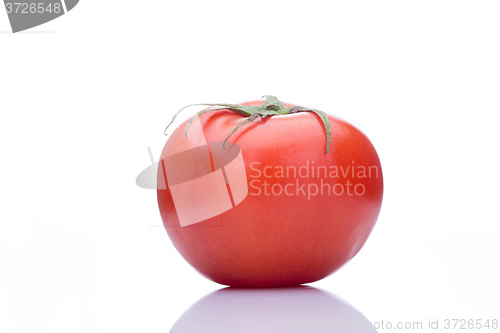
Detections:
[1, 1, 499, 332]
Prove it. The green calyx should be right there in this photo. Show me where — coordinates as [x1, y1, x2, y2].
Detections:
[164, 95, 332, 154]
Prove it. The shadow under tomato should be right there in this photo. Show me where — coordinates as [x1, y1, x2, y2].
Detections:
[170, 286, 377, 333]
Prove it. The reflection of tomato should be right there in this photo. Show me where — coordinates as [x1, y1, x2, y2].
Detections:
[158, 99, 383, 287]
[170, 287, 377, 333]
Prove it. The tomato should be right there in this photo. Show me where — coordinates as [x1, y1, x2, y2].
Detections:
[157, 96, 383, 287]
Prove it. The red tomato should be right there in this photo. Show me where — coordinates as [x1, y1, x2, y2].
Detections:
[157, 98, 383, 287]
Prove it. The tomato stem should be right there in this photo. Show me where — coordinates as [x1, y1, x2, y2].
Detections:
[165, 96, 332, 154]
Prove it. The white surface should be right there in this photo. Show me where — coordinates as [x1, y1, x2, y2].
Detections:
[1, 1, 499, 332]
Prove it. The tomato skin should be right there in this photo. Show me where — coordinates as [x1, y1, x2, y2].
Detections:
[158, 100, 383, 287]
